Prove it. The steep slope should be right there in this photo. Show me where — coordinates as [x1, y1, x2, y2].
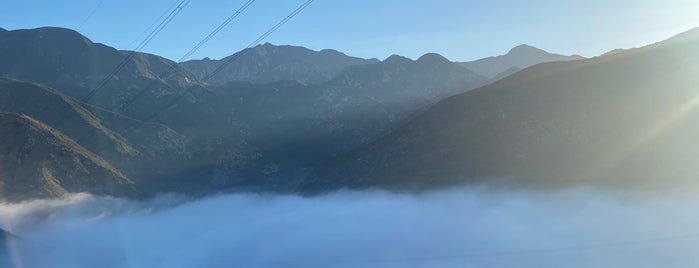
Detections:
[459, 44, 584, 79]
[307, 28, 699, 192]
[0, 78, 140, 159]
[0, 113, 136, 201]
[0, 27, 201, 111]
[214, 53, 487, 182]
[0, 78, 236, 194]
[180, 43, 379, 85]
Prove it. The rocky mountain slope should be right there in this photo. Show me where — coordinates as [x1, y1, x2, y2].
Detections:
[212, 53, 487, 182]
[0, 27, 201, 113]
[180, 43, 379, 85]
[306, 28, 699, 192]
[0, 112, 136, 201]
[0, 77, 257, 195]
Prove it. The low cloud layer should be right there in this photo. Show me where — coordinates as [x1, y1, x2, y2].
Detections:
[2, 187, 699, 268]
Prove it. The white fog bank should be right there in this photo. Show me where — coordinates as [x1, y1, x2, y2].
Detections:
[2, 187, 699, 268]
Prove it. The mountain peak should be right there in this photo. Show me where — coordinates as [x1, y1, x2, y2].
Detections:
[507, 44, 546, 55]
[417, 53, 451, 64]
[383, 54, 412, 64]
[10, 26, 93, 47]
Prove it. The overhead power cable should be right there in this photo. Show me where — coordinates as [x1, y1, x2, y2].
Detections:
[124, 0, 183, 49]
[112, 0, 257, 114]
[204, 0, 314, 81]
[79, 0, 192, 103]
[77, 0, 107, 30]
[177, 0, 257, 63]
[130, 0, 315, 129]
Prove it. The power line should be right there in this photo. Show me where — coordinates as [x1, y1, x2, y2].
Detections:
[124, 0, 183, 49]
[129, 0, 315, 130]
[79, 0, 192, 103]
[77, 0, 107, 30]
[132, 0, 314, 126]
[204, 0, 314, 81]
[178, 0, 257, 63]
[112, 0, 257, 114]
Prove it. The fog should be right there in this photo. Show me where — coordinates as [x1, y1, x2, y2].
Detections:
[2, 187, 699, 268]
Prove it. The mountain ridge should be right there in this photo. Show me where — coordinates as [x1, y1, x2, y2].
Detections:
[458, 44, 584, 79]
[0, 112, 136, 201]
[304, 27, 699, 193]
[180, 43, 379, 85]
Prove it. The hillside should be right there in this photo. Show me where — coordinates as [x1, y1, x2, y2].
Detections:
[212, 53, 487, 182]
[0, 113, 136, 201]
[0, 27, 201, 112]
[306, 28, 699, 192]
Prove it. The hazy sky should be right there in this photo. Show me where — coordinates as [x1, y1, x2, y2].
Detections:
[1, 0, 698, 61]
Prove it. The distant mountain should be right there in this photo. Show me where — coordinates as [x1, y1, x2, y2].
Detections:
[601, 48, 626, 56]
[305, 28, 699, 192]
[458, 44, 584, 79]
[180, 43, 379, 85]
[0, 112, 136, 201]
[214, 53, 487, 181]
[0, 27, 201, 111]
[489, 66, 522, 82]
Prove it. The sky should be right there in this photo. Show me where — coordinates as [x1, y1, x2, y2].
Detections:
[1, 0, 698, 62]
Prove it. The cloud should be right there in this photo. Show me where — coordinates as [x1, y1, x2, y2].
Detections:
[1, 187, 699, 268]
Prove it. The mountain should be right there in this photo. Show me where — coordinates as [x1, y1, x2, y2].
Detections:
[180, 43, 379, 85]
[304, 28, 699, 192]
[0, 78, 256, 195]
[213, 53, 487, 183]
[0, 112, 136, 201]
[0, 27, 258, 190]
[0, 78, 140, 159]
[0, 27, 201, 112]
[602, 48, 626, 56]
[459, 44, 584, 79]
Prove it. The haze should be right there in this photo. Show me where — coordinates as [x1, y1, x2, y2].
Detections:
[3, 188, 699, 267]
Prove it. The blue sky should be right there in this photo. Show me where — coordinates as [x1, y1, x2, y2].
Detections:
[1, 0, 698, 61]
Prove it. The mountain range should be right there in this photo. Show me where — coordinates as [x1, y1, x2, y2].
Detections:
[458, 44, 584, 79]
[180, 43, 379, 85]
[304, 28, 699, 192]
[0, 25, 645, 201]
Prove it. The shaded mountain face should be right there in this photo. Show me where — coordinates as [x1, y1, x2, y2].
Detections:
[0, 113, 135, 201]
[306, 28, 699, 192]
[0, 78, 256, 195]
[0, 27, 201, 111]
[459, 44, 584, 79]
[213, 53, 487, 181]
[0, 78, 140, 160]
[180, 43, 379, 85]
